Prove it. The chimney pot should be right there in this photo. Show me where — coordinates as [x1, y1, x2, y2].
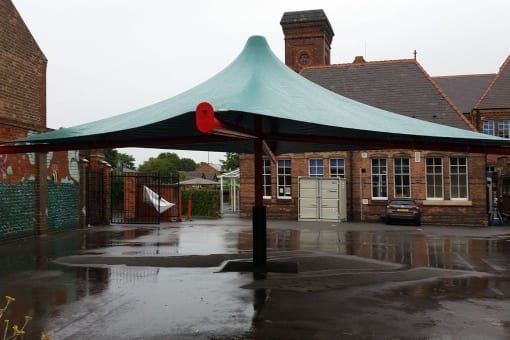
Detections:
[353, 56, 366, 64]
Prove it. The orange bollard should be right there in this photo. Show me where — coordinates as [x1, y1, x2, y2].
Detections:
[187, 199, 192, 221]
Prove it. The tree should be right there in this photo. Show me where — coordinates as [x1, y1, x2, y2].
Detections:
[112, 151, 136, 170]
[220, 152, 239, 172]
[82, 149, 136, 170]
[180, 157, 198, 171]
[138, 152, 198, 177]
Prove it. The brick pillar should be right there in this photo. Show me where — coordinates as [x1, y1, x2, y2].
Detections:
[88, 153, 112, 225]
[79, 156, 89, 228]
[34, 152, 48, 236]
[124, 174, 136, 219]
[88, 154, 104, 225]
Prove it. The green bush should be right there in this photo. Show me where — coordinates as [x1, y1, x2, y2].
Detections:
[182, 189, 220, 218]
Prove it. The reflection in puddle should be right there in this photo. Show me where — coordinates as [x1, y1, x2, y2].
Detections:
[395, 276, 510, 299]
[239, 229, 510, 273]
[0, 223, 508, 338]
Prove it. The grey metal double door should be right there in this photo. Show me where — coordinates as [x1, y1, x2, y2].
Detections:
[298, 177, 347, 221]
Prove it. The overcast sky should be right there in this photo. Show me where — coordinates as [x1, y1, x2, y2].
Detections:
[12, 0, 510, 166]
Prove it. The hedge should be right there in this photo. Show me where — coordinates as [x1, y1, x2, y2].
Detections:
[182, 189, 220, 218]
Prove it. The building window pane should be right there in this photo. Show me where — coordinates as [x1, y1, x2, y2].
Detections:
[308, 159, 323, 177]
[498, 120, 510, 138]
[394, 158, 410, 198]
[330, 158, 345, 178]
[483, 120, 494, 135]
[371, 158, 387, 199]
[277, 159, 292, 198]
[450, 157, 468, 199]
[263, 159, 272, 198]
[426, 157, 443, 199]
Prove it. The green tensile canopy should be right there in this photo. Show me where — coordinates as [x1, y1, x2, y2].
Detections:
[2, 35, 510, 155]
[3, 35, 510, 274]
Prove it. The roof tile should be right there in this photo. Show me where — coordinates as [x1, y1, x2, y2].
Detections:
[476, 55, 510, 109]
[301, 60, 473, 130]
[433, 74, 495, 114]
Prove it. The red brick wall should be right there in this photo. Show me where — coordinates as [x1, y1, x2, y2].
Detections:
[0, 1, 83, 240]
[473, 109, 510, 133]
[349, 150, 488, 226]
[195, 163, 219, 175]
[239, 150, 489, 226]
[281, 23, 332, 72]
[0, 0, 47, 132]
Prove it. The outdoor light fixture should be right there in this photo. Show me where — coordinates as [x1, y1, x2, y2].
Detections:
[195, 102, 255, 139]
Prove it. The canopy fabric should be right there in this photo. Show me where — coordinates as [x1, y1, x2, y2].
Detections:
[2, 35, 510, 155]
[142, 186, 175, 214]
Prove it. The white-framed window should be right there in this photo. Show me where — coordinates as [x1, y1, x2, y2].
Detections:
[371, 158, 387, 199]
[394, 158, 410, 198]
[498, 120, 510, 138]
[262, 159, 272, 198]
[450, 157, 468, 200]
[483, 120, 495, 135]
[426, 157, 443, 199]
[277, 159, 292, 198]
[308, 159, 324, 177]
[330, 158, 345, 178]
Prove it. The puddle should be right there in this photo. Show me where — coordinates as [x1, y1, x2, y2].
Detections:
[389, 276, 510, 299]
[240, 229, 510, 273]
[0, 265, 254, 339]
[0, 223, 509, 339]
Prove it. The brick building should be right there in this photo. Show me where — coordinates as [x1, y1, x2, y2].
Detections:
[239, 9, 507, 226]
[0, 0, 82, 239]
[0, 0, 47, 138]
[470, 56, 510, 215]
[181, 163, 220, 181]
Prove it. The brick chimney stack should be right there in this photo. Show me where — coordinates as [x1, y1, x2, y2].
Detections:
[280, 9, 334, 73]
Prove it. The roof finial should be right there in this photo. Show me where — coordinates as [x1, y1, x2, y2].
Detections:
[413, 50, 417, 60]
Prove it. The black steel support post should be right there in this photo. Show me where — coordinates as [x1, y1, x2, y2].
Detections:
[252, 205, 267, 270]
[252, 121, 267, 275]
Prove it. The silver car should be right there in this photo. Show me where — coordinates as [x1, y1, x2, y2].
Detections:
[384, 198, 421, 226]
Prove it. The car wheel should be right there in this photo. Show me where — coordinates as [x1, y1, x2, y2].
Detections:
[385, 218, 391, 225]
[415, 219, 421, 226]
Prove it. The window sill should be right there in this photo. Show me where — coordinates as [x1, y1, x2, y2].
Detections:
[422, 200, 472, 206]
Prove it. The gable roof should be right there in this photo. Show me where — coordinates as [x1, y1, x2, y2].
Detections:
[2, 36, 509, 156]
[301, 59, 474, 130]
[180, 177, 219, 185]
[195, 163, 220, 173]
[475, 55, 510, 110]
[181, 171, 217, 181]
[433, 74, 495, 114]
[0, 0, 46, 62]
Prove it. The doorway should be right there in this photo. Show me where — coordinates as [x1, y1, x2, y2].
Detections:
[298, 177, 347, 221]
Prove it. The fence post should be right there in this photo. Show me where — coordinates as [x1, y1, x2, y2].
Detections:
[34, 152, 48, 236]
[187, 199, 192, 221]
[177, 199, 182, 222]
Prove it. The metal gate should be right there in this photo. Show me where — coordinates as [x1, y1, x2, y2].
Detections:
[111, 172, 179, 224]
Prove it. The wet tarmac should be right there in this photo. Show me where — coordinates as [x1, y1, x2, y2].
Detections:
[0, 217, 509, 339]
